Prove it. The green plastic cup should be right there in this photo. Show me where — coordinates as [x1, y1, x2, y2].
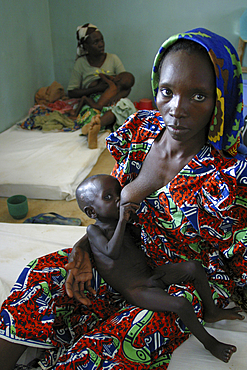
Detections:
[7, 195, 28, 219]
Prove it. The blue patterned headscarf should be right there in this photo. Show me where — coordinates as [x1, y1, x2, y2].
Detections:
[151, 28, 244, 157]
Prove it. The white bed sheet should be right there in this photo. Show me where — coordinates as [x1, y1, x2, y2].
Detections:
[0, 222, 246, 369]
[0, 124, 109, 201]
[0, 222, 86, 300]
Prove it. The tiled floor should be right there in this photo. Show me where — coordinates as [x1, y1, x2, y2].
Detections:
[0, 149, 115, 226]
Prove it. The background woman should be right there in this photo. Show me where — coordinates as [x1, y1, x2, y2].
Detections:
[67, 23, 125, 98]
[68, 23, 136, 140]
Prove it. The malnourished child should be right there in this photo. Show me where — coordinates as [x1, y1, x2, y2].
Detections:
[76, 174, 244, 363]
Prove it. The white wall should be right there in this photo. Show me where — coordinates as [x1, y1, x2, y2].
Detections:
[49, 0, 247, 104]
[0, 0, 54, 132]
[1, 0, 247, 133]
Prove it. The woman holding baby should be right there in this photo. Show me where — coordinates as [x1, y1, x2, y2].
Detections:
[1, 28, 247, 369]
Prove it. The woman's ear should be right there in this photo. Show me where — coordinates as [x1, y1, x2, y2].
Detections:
[84, 206, 97, 219]
[83, 40, 88, 53]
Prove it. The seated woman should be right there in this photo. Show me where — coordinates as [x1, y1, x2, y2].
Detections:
[1, 28, 247, 370]
[68, 23, 136, 140]
[68, 23, 125, 98]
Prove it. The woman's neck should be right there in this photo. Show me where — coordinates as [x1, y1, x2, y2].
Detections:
[157, 128, 207, 161]
[86, 53, 106, 67]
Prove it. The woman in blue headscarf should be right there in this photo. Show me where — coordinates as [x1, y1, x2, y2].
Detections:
[0, 28, 247, 369]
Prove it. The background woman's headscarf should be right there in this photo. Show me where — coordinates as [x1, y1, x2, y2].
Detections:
[151, 28, 244, 157]
[76, 23, 99, 57]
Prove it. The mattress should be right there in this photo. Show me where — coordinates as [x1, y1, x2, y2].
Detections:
[0, 124, 109, 201]
[0, 222, 246, 369]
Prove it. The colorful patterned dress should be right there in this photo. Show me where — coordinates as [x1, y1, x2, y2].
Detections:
[0, 246, 197, 369]
[107, 110, 247, 301]
[1, 28, 247, 369]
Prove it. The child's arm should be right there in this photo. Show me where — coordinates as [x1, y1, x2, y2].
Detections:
[88, 202, 139, 260]
[93, 74, 118, 109]
[98, 73, 133, 106]
[107, 202, 139, 259]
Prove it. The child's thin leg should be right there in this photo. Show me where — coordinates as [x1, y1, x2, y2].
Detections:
[154, 261, 244, 322]
[99, 111, 116, 130]
[83, 110, 116, 137]
[81, 110, 101, 135]
[180, 261, 244, 322]
[0, 338, 27, 370]
[127, 286, 236, 363]
[75, 96, 86, 116]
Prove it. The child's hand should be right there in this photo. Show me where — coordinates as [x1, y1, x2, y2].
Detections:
[99, 73, 116, 88]
[95, 79, 109, 92]
[120, 202, 139, 222]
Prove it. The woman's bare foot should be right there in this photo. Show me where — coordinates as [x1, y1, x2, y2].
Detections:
[204, 305, 245, 323]
[90, 114, 101, 128]
[81, 123, 90, 135]
[88, 115, 101, 149]
[205, 337, 237, 363]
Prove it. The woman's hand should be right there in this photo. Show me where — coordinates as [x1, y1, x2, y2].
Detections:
[65, 235, 96, 305]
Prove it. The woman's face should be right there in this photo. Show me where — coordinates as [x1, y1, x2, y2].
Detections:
[156, 49, 216, 145]
[84, 31, 105, 57]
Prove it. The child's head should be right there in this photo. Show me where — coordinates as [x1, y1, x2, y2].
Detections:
[113, 72, 135, 90]
[76, 174, 121, 220]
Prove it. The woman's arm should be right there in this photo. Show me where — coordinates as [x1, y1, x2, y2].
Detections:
[65, 234, 96, 305]
[120, 181, 146, 206]
[68, 81, 108, 98]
